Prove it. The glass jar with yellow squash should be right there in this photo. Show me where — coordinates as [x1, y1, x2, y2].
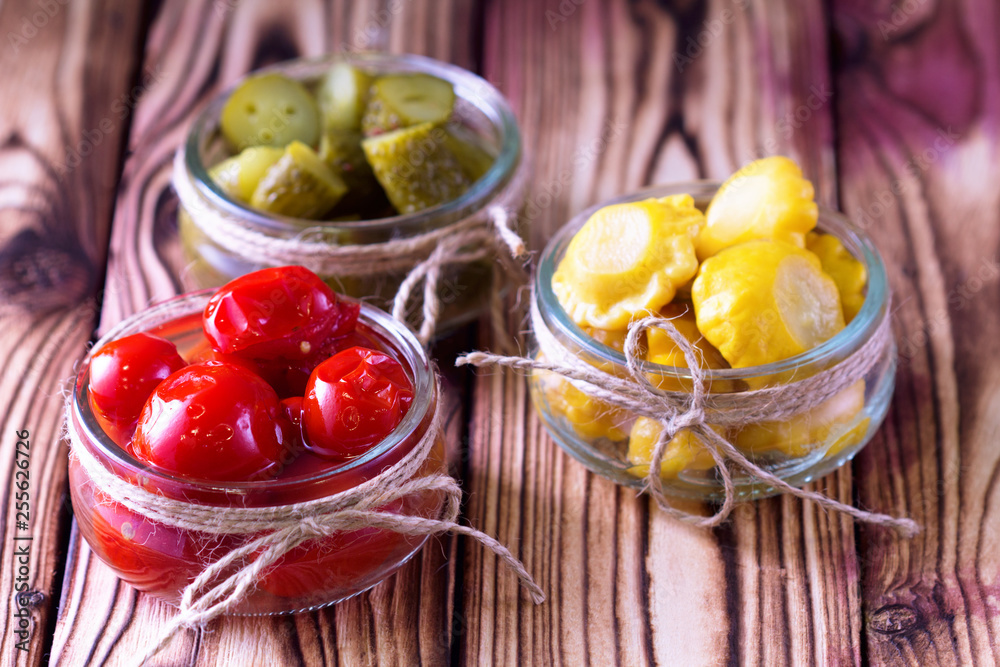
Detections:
[528, 161, 894, 500]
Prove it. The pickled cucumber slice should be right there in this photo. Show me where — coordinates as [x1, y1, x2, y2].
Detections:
[626, 417, 720, 479]
[806, 232, 867, 322]
[692, 239, 845, 370]
[551, 195, 704, 330]
[316, 63, 372, 132]
[320, 130, 393, 217]
[318, 130, 382, 206]
[208, 158, 242, 199]
[361, 73, 456, 136]
[220, 73, 320, 150]
[442, 127, 495, 181]
[361, 122, 470, 214]
[696, 156, 818, 260]
[209, 146, 285, 202]
[250, 141, 347, 219]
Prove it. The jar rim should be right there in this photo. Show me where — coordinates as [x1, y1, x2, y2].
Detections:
[183, 52, 522, 235]
[71, 290, 436, 492]
[534, 180, 891, 381]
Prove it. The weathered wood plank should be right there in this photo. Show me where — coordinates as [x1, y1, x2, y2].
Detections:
[0, 1, 144, 665]
[49, 1, 478, 664]
[832, 1, 1000, 664]
[464, 0, 860, 664]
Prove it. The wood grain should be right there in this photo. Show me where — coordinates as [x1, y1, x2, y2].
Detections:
[0, 1, 144, 665]
[8, 0, 997, 664]
[49, 1, 476, 665]
[833, 1, 1000, 664]
[462, 0, 861, 664]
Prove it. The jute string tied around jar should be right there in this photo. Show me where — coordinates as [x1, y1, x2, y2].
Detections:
[67, 374, 544, 666]
[173, 147, 530, 347]
[457, 295, 919, 536]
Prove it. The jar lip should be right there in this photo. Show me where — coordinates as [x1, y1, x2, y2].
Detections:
[534, 180, 891, 381]
[183, 52, 522, 234]
[72, 290, 436, 492]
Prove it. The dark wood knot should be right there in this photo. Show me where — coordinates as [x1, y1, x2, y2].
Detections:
[16, 589, 46, 609]
[868, 604, 921, 635]
[0, 227, 93, 312]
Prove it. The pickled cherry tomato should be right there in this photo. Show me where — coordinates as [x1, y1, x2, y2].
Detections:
[88, 332, 187, 446]
[202, 266, 359, 362]
[132, 361, 289, 481]
[259, 519, 405, 598]
[188, 345, 263, 376]
[255, 330, 372, 398]
[303, 347, 414, 458]
[281, 396, 305, 430]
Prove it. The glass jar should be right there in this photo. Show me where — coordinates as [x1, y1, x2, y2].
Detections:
[529, 182, 895, 501]
[175, 53, 524, 333]
[68, 293, 446, 614]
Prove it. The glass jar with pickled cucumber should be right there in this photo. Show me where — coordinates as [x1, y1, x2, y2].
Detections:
[528, 178, 896, 501]
[176, 53, 523, 333]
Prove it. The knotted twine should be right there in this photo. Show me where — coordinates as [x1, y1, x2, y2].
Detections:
[457, 295, 919, 536]
[67, 386, 544, 665]
[173, 147, 530, 346]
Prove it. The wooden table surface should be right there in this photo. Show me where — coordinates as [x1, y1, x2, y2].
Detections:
[1, 0, 998, 665]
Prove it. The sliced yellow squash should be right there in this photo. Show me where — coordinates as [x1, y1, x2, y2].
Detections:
[626, 417, 720, 479]
[806, 232, 867, 323]
[552, 195, 703, 330]
[696, 156, 818, 259]
[692, 239, 845, 370]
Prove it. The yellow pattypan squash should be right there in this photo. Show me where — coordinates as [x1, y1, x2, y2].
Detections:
[696, 156, 818, 259]
[806, 232, 867, 323]
[553, 195, 703, 329]
[732, 380, 867, 458]
[645, 302, 729, 391]
[692, 239, 845, 370]
[626, 417, 721, 479]
[542, 373, 630, 443]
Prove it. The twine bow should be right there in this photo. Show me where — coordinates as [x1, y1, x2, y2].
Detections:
[457, 296, 919, 535]
[173, 148, 530, 346]
[67, 382, 544, 666]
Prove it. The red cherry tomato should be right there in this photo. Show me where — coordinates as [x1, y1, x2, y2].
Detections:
[259, 517, 406, 598]
[78, 482, 242, 599]
[303, 347, 414, 459]
[83, 487, 194, 598]
[188, 343, 263, 376]
[132, 361, 290, 481]
[281, 396, 305, 429]
[88, 332, 186, 446]
[256, 330, 382, 398]
[202, 266, 359, 362]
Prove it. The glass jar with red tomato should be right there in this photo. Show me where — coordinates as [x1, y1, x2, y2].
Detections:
[67, 279, 446, 615]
